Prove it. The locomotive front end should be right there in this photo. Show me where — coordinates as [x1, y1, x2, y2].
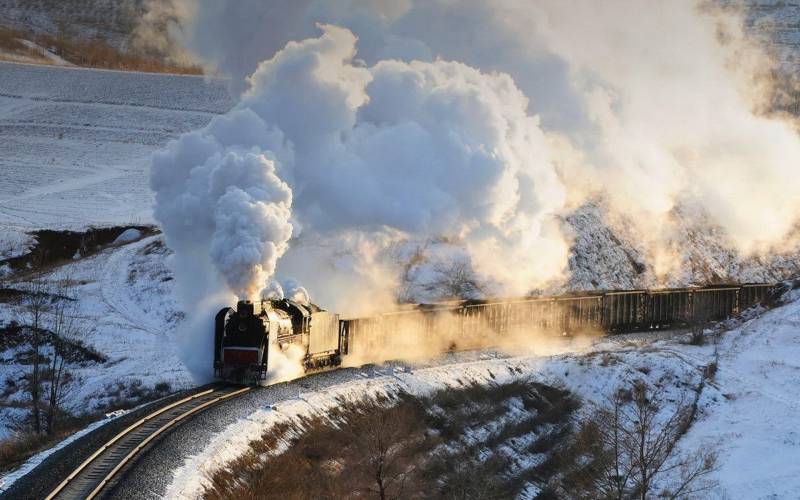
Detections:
[214, 298, 344, 384]
[214, 300, 270, 383]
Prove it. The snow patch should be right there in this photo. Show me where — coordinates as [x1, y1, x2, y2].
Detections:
[112, 228, 142, 245]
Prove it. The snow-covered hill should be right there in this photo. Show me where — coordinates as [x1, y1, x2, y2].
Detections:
[564, 202, 800, 291]
[2, 1, 798, 58]
[0, 4, 797, 491]
[163, 288, 800, 499]
[742, 0, 800, 71]
[0, 235, 191, 441]
[0, 60, 232, 230]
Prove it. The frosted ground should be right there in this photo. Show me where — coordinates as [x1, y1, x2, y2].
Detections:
[0, 235, 193, 441]
[165, 291, 800, 499]
[3, 270, 798, 497]
[0, 61, 234, 443]
[0, 60, 232, 230]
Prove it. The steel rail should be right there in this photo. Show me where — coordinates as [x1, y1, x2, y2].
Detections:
[46, 386, 250, 500]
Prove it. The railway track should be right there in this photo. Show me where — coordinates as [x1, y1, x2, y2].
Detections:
[45, 385, 250, 500]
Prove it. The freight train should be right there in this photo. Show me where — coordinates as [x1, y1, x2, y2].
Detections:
[214, 283, 775, 383]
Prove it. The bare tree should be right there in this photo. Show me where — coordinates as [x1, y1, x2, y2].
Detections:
[17, 277, 85, 436]
[424, 259, 484, 301]
[687, 304, 712, 346]
[20, 278, 50, 435]
[552, 380, 717, 499]
[395, 242, 428, 303]
[43, 278, 84, 435]
[340, 397, 429, 499]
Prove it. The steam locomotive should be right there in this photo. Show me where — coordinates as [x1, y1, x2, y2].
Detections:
[214, 299, 342, 383]
[215, 283, 776, 383]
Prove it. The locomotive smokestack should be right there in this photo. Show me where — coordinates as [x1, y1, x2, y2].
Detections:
[237, 300, 254, 317]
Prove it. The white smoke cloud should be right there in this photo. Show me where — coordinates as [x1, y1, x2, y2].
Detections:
[155, 0, 800, 248]
[152, 137, 293, 300]
[261, 280, 284, 300]
[149, 1, 800, 379]
[248, 24, 570, 297]
[525, 1, 800, 252]
[151, 111, 294, 379]
[152, 22, 574, 377]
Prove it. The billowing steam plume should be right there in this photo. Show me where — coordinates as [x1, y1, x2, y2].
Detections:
[148, 0, 800, 380]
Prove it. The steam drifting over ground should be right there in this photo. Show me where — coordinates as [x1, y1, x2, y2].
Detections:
[148, 0, 800, 380]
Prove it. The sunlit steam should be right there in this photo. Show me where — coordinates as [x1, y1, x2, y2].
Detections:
[147, 0, 800, 380]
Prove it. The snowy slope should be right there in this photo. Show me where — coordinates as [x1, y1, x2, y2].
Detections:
[0, 6, 796, 487]
[0, 235, 192, 440]
[564, 202, 800, 292]
[0, 60, 232, 230]
[163, 343, 702, 499]
[674, 289, 800, 498]
[743, 0, 800, 71]
[165, 293, 800, 499]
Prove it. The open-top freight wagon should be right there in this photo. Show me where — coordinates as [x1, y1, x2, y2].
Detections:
[215, 283, 775, 383]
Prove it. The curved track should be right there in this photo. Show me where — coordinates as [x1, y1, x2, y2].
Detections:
[45, 385, 250, 500]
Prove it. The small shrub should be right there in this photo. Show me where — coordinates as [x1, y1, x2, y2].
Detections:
[154, 381, 171, 394]
[0, 432, 52, 472]
[704, 361, 718, 381]
[547, 380, 717, 498]
[689, 328, 706, 346]
[600, 352, 618, 366]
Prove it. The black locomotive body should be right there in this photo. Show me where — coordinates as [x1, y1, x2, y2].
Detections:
[215, 283, 775, 383]
[214, 299, 342, 383]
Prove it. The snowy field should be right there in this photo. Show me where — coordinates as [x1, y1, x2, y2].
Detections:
[0, 61, 232, 230]
[165, 292, 800, 499]
[0, 235, 193, 440]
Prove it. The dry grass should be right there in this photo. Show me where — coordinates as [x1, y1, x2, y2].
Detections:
[0, 25, 44, 62]
[0, 26, 26, 51]
[0, 413, 92, 473]
[0, 23, 201, 74]
[0, 431, 60, 472]
[203, 380, 579, 499]
[205, 397, 434, 499]
[33, 32, 202, 74]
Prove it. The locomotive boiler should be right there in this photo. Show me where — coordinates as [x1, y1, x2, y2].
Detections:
[214, 299, 342, 383]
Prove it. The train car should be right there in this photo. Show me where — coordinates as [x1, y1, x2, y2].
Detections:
[214, 299, 341, 383]
[217, 283, 776, 383]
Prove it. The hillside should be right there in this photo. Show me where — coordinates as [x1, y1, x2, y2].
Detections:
[1, 1, 799, 75]
[0, 0, 142, 47]
[0, 0, 198, 73]
[564, 202, 800, 291]
[0, 61, 232, 230]
[0, 2, 797, 497]
[163, 287, 800, 499]
[744, 0, 800, 71]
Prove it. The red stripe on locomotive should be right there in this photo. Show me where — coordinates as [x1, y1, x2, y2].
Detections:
[223, 347, 259, 365]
